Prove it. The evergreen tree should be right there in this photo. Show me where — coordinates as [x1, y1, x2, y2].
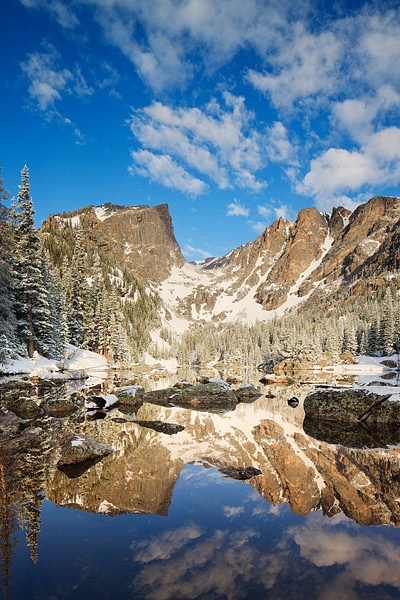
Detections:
[64, 226, 91, 346]
[381, 288, 395, 354]
[13, 166, 51, 357]
[0, 168, 18, 361]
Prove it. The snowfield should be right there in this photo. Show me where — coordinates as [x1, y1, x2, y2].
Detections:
[0, 345, 108, 377]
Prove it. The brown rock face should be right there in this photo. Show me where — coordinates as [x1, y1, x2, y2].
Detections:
[255, 207, 329, 310]
[308, 196, 400, 285]
[42, 203, 185, 283]
[42, 195, 400, 323]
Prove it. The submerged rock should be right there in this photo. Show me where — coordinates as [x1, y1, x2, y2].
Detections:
[234, 384, 262, 403]
[42, 398, 78, 417]
[304, 388, 399, 423]
[57, 434, 113, 468]
[288, 396, 299, 408]
[200, 457, 262, 480]
[110, 416, 185, 435]
[115, 385, 144, 409]
[3, 396, 41, 419]
[218, 466, 262, 480]
[143, 381, 238, 414]
[133, 420, 185, 435]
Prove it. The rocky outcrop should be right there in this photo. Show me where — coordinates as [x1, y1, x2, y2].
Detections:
[304, 388, 400, 423]
[143, 381, 239, 413]
[42, 203, 185, 284]
[57, 434, 113, 468]
[42, 195, 400, 324]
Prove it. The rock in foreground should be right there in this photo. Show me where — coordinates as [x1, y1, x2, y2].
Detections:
[304, 388, 400, 423]
[57, 434, 113, 467]
[143, 381, 238, 413]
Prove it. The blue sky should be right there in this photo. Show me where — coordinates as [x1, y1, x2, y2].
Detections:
[1, 0, 400, 260]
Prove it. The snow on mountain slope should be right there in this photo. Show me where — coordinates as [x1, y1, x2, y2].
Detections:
[157, 232, 336, 326]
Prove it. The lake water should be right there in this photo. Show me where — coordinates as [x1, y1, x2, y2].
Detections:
[2, 368, 400, 599]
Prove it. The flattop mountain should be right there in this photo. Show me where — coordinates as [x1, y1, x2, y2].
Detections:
[41, 195, 400, 331]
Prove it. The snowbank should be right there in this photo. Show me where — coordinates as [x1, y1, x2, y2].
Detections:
[0, 345, 108, 377]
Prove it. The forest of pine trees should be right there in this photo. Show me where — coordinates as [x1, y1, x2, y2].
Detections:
[149, 284, 400, 367]
[1, 165, 400, 370]
[0, 166, 159, 366]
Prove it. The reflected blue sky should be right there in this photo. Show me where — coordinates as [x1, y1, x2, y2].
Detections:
[7, 463, 400, 600]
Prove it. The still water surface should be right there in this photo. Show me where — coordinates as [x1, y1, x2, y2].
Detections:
[2, 369, 400, 599]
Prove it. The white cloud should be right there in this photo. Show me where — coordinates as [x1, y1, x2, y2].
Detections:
[20, 0, 79, 28]
[265, 122, 298, 164]
[21, 50, 73, 112]
[182, 244, 211, 259]
[129, 94, 267, 194]
[299, 126, 400, 207]
[257, 205, 272, 218]
[129, 150, 208, 196]
[332, 87, 400, 144]
[247, 28, 342, 107]
[21, 47, 93, 113]
[291, 520, 400, 595]
[226, 201, 249, 217]
[274, 204, 292, 220]
[132, 527, 283, 600]
[134, 525, 204, 563]
[223, 505, 245, 518]
[47, 0, 300, 92]
[247, 220, 266, 234]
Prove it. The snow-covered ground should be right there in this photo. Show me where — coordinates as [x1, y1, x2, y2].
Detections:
[157, 232, 339, 328]
[0, 345, 108, 377]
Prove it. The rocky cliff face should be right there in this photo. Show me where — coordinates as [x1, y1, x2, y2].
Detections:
[42, 202, 185, 284]
[157, 195, 400, 326]
[42, 195, 400, 328]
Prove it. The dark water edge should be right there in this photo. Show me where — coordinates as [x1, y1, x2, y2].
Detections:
[2, 368, 400, 600]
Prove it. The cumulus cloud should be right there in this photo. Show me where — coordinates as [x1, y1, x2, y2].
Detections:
[332, 86, 400, 143]
[247, 28, 342, 107]
[129, 150, 208, 196]
[133, 525, 204, 563]
[265, 122, 298, 164]
[258, 203, 292, 221]
[291, 519, 400, 597]
[226, 201, 249, 217]
[129, 94, 267, 194]
[247, 220, 266, 234]
[132, 527, 284, 600]
[18, 0, 400, 206]
[299, 126, 400, 208]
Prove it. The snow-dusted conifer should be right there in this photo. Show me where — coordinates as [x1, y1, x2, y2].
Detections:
[0, 167, 18, 359]
[13, 166, 51, 357]
[381, 288, 395, 354]
[64, 225, 90, 346]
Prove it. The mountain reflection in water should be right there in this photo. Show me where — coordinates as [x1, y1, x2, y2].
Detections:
[2, 371, 400, 599]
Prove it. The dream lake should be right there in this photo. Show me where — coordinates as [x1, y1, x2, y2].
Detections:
[2, 367, 400, 600]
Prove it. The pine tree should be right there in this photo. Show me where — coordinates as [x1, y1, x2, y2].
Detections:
[0, 168, 18, 361]
[381, 288, 395, 354]
[13, 166, 51, 357]
[64, 226, 90, 346]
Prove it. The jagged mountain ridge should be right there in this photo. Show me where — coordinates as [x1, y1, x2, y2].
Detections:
[42, 195, 400, 331]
